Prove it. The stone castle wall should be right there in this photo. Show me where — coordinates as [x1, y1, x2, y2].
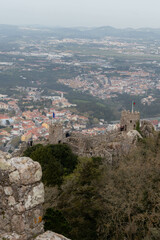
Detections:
[64, 130, 128, 163]
[0, 152, 70, 240]
[0, 155, 44, 240]
[48, 111, 141, 162]
[48, 125, 132, 163]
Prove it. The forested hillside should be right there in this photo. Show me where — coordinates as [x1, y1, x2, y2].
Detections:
[23, 132, 160, 240]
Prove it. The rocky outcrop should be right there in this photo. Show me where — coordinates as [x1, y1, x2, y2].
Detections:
[35, 231, 70, 240]
[127, 130, 142, 144]
[140, 120, 155, 138]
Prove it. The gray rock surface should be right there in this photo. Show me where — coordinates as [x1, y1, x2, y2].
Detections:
[0, 153, 71, 240]
[127, 130, 142, 143]
[140, 120, 155, 138]
[0, 155, 44, 239]
[35, 231, 71, 240]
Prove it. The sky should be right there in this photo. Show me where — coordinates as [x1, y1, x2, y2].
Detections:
[0, 0, 160, 29]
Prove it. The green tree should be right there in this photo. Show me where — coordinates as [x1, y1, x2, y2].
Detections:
[43, 208, 71, 237]
[50, 134, 160, 240]
[23, 144, 78, 186]
[57, 157, 106, 240]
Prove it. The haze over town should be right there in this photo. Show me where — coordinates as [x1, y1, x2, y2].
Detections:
[1, 0, 160, 28]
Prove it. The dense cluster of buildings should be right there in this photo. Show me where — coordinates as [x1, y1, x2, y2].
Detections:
[58, 69, 156, 99]
[0, 87, 113, 153]
[1, 33, 160, 101]
[0, 84, 160, 153]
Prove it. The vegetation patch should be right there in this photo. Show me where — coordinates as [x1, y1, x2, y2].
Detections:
[23, 144, 78, 186]
[42, 134, 160, 240]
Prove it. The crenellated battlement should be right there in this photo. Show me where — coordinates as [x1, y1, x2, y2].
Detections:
[121, 110, 140, 116]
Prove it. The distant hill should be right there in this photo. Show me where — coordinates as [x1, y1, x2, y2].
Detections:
[1, 24, 160, 40]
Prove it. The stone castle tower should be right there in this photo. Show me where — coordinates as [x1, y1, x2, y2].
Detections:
[49, 123, 64, 144]
[120, 110, 140, 132]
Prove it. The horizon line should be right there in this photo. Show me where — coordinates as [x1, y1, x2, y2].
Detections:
[1, 23, 160, 31]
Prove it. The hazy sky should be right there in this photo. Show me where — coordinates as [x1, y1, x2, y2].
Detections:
[0, 0, 160, 28]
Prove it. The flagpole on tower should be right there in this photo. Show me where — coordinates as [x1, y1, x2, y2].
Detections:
[132, 101, 135, 113]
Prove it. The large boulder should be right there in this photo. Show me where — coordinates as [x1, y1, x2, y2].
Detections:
[35, 231, 71, 240]
[127, 130, 142, 144]
[140, 120, 155, 138]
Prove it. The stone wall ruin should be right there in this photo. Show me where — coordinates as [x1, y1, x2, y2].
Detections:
[48, 111, 141, 161]
[0, 152, 70, 240]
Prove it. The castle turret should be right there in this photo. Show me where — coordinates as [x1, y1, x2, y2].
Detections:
[49, 123, 64, 144]
[120, 110, 140, 132]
